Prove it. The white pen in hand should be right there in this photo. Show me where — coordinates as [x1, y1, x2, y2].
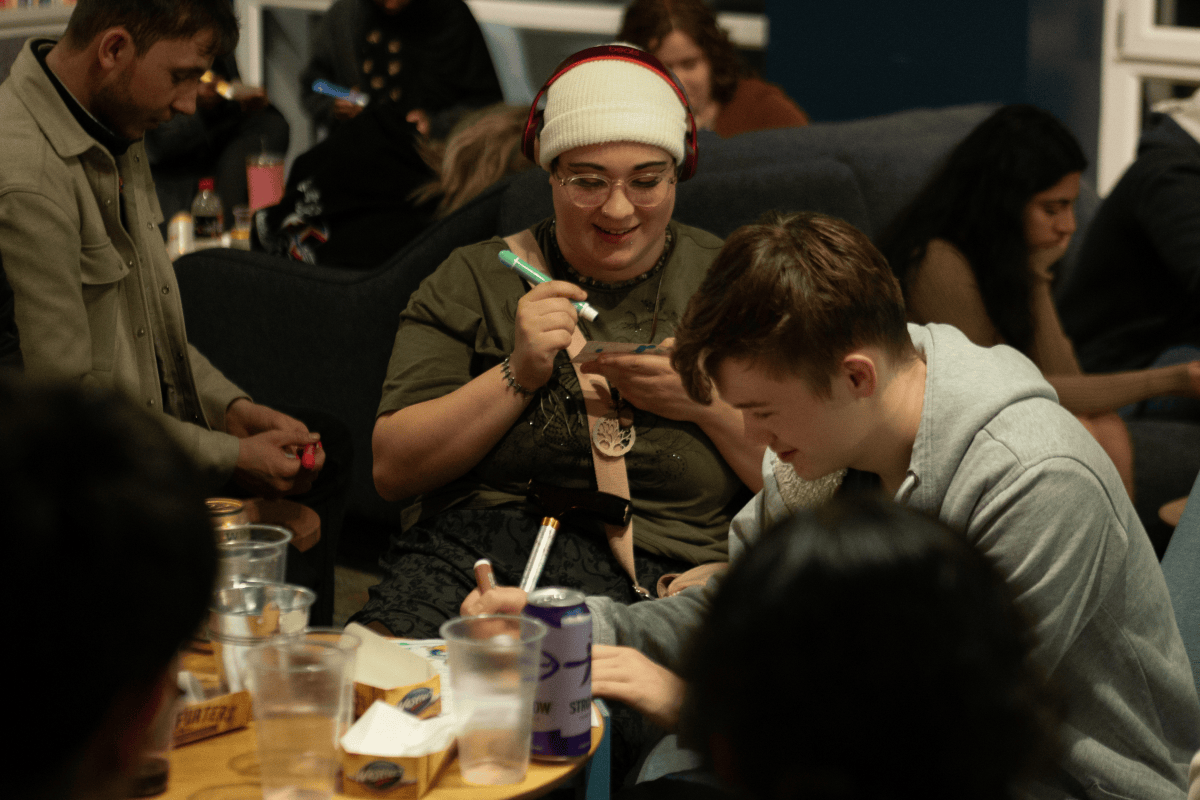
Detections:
[498, 250, 599, 321]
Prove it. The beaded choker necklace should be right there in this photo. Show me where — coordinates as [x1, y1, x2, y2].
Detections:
[547, 220, 675, 290]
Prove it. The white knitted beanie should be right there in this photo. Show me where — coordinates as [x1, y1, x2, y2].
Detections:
[537, 54, 688, 170]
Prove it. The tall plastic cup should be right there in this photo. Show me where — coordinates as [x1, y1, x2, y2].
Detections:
[247, 153, 285, 211]
[245, 634, 356, 800]
[214, 523, 293, 588]
[304, 627, 363, 740]
[440, 615, 547, 785]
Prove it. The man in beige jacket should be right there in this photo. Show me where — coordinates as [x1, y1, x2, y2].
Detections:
[0, 0, 324, 496]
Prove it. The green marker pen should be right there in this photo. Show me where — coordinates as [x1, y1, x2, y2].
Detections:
[499, 249, 599, 321]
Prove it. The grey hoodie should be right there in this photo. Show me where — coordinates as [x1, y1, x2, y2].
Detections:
[589, 323, 1200, 799]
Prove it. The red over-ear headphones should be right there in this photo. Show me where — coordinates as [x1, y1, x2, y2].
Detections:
[520, 44, 699, 181]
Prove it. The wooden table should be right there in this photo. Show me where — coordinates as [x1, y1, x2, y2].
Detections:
[164, 649, 604, 800]
[162, 722, 602, 800]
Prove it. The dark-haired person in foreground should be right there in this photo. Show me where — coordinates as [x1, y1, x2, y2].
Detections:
[467, 212, 1200, 799]
[3, 377, 217, 800]
[0, 0, 325, 495]
[662, 498, 1060, 800]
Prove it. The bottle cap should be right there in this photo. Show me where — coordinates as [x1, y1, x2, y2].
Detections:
[199, 177, 215, 192]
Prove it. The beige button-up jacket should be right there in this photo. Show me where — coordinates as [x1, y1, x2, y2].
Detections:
[0, 40, 245, 486]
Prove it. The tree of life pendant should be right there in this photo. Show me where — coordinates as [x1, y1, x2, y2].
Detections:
[592, 411, 635, 457]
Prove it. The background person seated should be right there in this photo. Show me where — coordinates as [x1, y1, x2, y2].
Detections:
[617, 0, 809, 137]
[1061, 87, 1200, 405]
[4, 376, 217, 800]
[411, 103, 538, 221]
[254, 103, 534, 268]
[299, 0, 502, 138]
[879, 104, 1200, 556]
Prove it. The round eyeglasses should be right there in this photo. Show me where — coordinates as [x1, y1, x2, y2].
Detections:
[555, 171, 677, 209]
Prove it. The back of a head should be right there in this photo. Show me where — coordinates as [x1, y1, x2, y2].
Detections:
[679, 498, 1060, 800]
[617, 0, 743, 104]
[672, 211, 912, 404]
[417, 104, 535, 219]
[2, 376, 216, 799]
[62, 0, 238, 57]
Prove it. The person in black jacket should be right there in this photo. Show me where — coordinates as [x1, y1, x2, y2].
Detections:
[1061, 92, 1200, 419]
[299, 0, 502, 138]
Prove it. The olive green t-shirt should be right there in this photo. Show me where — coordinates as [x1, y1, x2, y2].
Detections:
[378, 219, 744, 564]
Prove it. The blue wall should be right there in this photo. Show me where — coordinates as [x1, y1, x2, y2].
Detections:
[763, 1, 1030, 121]
[763, 0, 1102, 170]
[1026, 0, 1104, 177]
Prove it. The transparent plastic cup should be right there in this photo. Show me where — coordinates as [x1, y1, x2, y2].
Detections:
[207, 581, 315, 693]
[304, 627, 362, 739]
[245, 634, 355, 800]
[231, 205, 252, 250]
[440, 615, 547, 785]
[214, 523, 293, 588]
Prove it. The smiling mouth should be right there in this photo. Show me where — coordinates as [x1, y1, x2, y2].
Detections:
[595, 224, 637, 239]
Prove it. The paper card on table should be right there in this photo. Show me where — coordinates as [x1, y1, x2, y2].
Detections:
[346, 622, 442, 720]
[341, 701, 457, 798]
[570, 341, 673, 363]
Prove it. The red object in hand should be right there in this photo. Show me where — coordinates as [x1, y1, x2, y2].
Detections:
[301, 443, 317, 470]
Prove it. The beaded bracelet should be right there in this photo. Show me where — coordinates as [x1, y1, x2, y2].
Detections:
[501, 356, 535, 397]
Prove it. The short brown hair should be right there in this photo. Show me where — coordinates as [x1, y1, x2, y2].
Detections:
[617, 0, 745, 106]
[673, 211, 914, 402]
[63, 0, 238, 58]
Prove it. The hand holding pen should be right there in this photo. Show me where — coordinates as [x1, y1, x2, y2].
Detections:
[461, 558, 528, 616]
[507, 279, 591, 393]
[500, 251, 599, 321]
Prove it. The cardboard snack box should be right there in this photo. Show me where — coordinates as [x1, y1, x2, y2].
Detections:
[341, 701, 457, 798]
[345, 623, 442, 720]
[172, 690, 252, 746]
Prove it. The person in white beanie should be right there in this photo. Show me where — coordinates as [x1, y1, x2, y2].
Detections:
[359, 45, 762, 645]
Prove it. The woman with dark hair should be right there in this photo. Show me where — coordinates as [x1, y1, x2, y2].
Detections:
[618, 0, 807, 136]
[672, 498, 1062, 800]
[880, 104, 1200, 554]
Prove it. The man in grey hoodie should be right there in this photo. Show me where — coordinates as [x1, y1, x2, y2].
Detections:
[465, 211, 1200, 798]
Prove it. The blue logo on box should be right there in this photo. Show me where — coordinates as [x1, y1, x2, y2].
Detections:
[400, 687, 433, 715]
[354, 760, 404, 790]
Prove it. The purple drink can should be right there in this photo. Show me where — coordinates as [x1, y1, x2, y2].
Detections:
[524, 587, 592, 759]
